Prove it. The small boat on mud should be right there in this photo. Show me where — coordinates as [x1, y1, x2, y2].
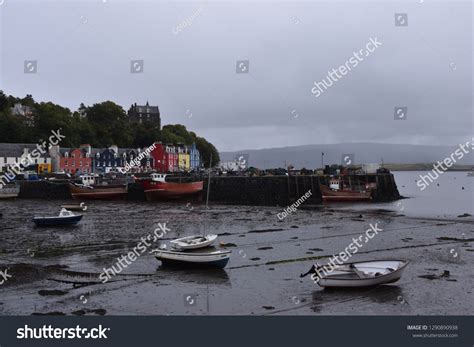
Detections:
[301, 260, 409, 288]
[0, 184, 20, 199]
[69, 183, 128, 200]
[61, 202, 88, 211]
[152, 249, 231, 268]
[170, 234, 218, 250]
[137, 173, 203, 201]
[33, 208, 83, 227]
[320, 179, 373, 203]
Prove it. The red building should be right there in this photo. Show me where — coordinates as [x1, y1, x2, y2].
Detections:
[150, 143, 167, 172]
[150, 143, 179, 173]
[59, 146, 92, 174]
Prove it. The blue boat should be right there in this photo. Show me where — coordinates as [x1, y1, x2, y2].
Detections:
[33, 208, 83, 227]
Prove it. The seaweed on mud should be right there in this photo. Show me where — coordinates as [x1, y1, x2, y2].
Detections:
[419, 270, 454, 281]
[437, 237, 474, 242]
[248, 228, 284, 234]
[38, 290, 68, 296]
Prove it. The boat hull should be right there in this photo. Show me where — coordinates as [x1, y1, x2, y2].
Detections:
[69, 183, 127, 200]
[320, 184, 372, 202]
[0, 193, 19, 199]
[33, 214, 83, 226]
[140, 180, 203, 201]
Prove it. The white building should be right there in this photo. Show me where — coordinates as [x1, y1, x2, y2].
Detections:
[0, 143, 52, 174]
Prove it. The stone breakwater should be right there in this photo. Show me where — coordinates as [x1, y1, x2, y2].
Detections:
[14, 174, 401, 206]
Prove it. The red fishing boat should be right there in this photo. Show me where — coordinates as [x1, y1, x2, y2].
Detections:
[69, 183, 128, 200]
[319, 178, 373, 203]
[137, 174, 203, 201]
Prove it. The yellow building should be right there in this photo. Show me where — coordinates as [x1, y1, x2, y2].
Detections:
[37, 163, 52, 173]
[177, 148, 190, 171]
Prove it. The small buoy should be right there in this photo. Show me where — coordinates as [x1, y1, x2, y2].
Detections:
[437, 183, 439, 186]
[462, 187, 465, 190]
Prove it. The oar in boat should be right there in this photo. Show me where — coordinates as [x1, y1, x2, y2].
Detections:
[349, 263, 368, 279]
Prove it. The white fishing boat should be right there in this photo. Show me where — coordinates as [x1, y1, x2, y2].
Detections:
[170, 234, 218, 250]
[152, 249, 231, 268]
[33, 208, 83, 227]
[61, 202, 88, 212]
[301, 260, 409, 288]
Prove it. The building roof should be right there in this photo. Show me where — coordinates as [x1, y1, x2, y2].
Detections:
[130, 102, 160, 114]
[0, 143, 50, 158]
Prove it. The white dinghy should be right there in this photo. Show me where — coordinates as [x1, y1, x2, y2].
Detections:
[151, 249, 231, 268]
[301, 260, 409, 288]
[169, 234, 218, 250]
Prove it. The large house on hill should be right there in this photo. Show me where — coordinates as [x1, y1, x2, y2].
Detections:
[11, 103, 35, 127]
[127, 102, 160, 128]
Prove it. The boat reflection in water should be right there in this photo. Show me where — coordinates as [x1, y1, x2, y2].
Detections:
[311, 285, 406, 313]
[156, 266, 231, 286]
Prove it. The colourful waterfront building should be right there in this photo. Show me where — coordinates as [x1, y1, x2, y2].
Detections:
[59, 146, 92, 174]
[0, 143, 52, 174]
[177, 145, 190, 171]
[166, 144, 179, 172]
[92, 146, 123, 174]
[188, 143, 201, 170]
[150, 143, 167, 172]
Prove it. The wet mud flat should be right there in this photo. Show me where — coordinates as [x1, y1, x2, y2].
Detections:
[0, 199, 473, 315]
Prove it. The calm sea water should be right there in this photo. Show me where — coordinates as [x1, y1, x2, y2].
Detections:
[341, 171, 473, 220]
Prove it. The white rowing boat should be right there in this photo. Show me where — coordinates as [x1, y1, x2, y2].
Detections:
[170, 234, 217, 250]
[302, 260, 409, 288]
[152, 249, 231, 268]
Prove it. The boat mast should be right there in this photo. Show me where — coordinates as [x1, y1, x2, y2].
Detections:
[206, 153, 212, 208]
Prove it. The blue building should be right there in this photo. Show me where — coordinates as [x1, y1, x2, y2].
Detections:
[189, 143, 201, 170]
[92, 147, 123, 173]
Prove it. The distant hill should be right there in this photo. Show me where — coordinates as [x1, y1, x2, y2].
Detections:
[220, 143, 474, 169]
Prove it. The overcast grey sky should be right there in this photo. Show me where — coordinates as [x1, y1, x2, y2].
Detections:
[0, 0, 472, 151]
